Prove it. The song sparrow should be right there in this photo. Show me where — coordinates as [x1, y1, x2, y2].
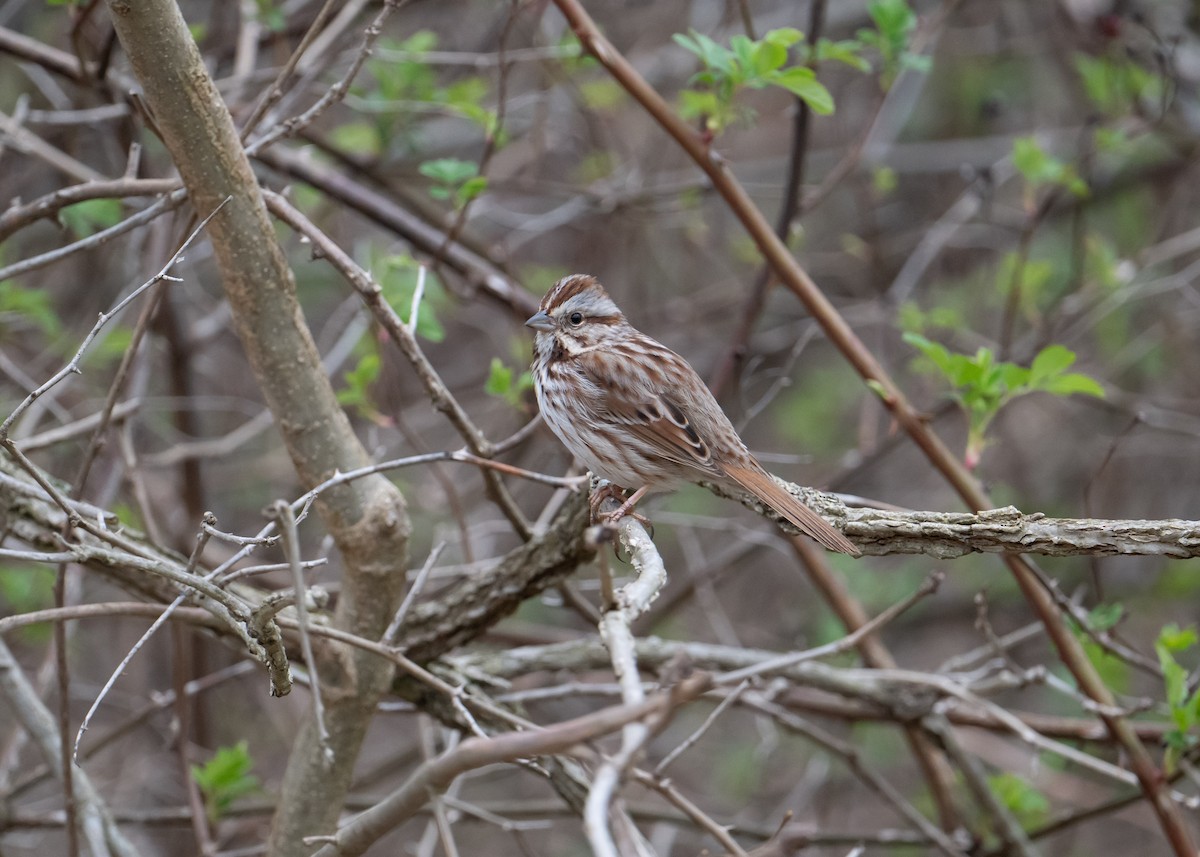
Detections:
[526, 274, 859, 556]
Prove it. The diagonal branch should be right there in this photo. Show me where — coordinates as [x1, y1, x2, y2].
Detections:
[548, 4, 1195, 851]
[309, 674, 712, 857]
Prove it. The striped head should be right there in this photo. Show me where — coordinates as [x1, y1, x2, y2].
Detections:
[524, 274, 631, 362]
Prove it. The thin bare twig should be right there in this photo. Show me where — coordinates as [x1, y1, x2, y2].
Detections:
[0, 198, 226, 439]
[271, 499, 332, 764]
[0, 190, 189, 284]
[309, 675, 712, 857]
[263, 188, 534, 535]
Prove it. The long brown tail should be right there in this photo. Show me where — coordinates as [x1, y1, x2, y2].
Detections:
[724, 464, 860, 556]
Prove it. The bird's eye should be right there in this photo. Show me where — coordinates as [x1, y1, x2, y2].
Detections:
[568, 311, 584, 326]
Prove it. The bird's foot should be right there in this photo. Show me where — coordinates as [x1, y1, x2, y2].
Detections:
[588, 483, 652, 528]
[602, 485, 651, 527]
[588, 482, 625, 523]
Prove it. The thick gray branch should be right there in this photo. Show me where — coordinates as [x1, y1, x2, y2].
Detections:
[711, 481, 1200, 558]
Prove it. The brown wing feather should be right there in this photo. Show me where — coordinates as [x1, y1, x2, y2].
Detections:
[607, 394, 718, 471]
[723, 463, 860, 556]
[577, 348, 722, 476]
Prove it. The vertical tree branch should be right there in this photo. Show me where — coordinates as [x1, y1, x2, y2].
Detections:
[101, 3, 411, 855]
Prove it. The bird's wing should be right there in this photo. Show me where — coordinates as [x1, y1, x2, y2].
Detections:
[575, 347, 722, 475]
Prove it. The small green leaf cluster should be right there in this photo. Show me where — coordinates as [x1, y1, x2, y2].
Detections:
[0, 280, 61, 338]
[334, 31, 497, 157]
[0, 565, 55, 643]
[371, 32, 496, 132]
[1073, 53, 1163, 118]
[190, 741, 260, 824]
[377, 253, 446, 342]
[252, 0, 285, 33]
[484, 357, 534, 409]
[418, 158, 487, 207]
[1156, 624, 1200, 772]
[855, 0, 931, 89]
[337, 256, 446, 422]
[987, 772, 1050, 829]
[1069, 603, 1131, 694]
[671, 1, 929, 134]
[904, 335, 1104, 468]
[337, 348, 383, 421]
[59, 199, 123, 238]
[673, 28, 834, 132]
[1012, 137, 1089, 205]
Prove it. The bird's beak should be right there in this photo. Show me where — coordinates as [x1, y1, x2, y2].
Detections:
[525, 311, 556, 332]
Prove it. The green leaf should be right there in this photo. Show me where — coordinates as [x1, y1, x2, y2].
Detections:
[671, 32, 702, 57]
[0, 280, 61, 337]
[814, 38, 871, 71]
[865, 379, 889, 399]
[872, 165, 897, 194]
[337, 351, 381, 410]
[769, 67, 834, 114]
[419, 158, 479, 185]
[674, 27, 836, 132]
[678, 90, 721, 122]
[762, 27, 804, 49]
[60, 198, 123, 238]
[751, 39, 788, 77]
[730, 34, 756, 72]
[1159, 624, 1198, 654]
[906, 333, 1105, 466]
[191, 741, 260, 823]
[1087, 602, 1124, 632]
[375, 253, 446, 342]
[989, 772, 1050, 827]
[1038, 373, 1105, 398]
[1012, 137, 1052, 183]
[329, 121, 382, 157]
[455, 176, 488, 206]
[868, 0, 916, 40]
[1012, 137, 1089, 198]
[1073, 52, 1163, 116]
[253, 0, 285, 31]
[1029, 344, 1077, 380]
[419, 159, 484, 208]
[485, 357, 533, 408]
[902, 332, 957, 379]
[485, 357, 513, 397]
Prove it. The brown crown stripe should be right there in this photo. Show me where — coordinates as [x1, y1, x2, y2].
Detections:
[543, 274, 600, 309]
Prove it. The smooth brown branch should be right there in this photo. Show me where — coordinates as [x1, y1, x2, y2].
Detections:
[548, 3, 1192, 851]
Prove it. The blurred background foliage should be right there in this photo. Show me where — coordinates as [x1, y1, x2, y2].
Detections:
[3, 0, 1200, 854]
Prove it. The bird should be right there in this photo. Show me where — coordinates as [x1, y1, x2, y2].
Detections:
[525, 274, 859, 556]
